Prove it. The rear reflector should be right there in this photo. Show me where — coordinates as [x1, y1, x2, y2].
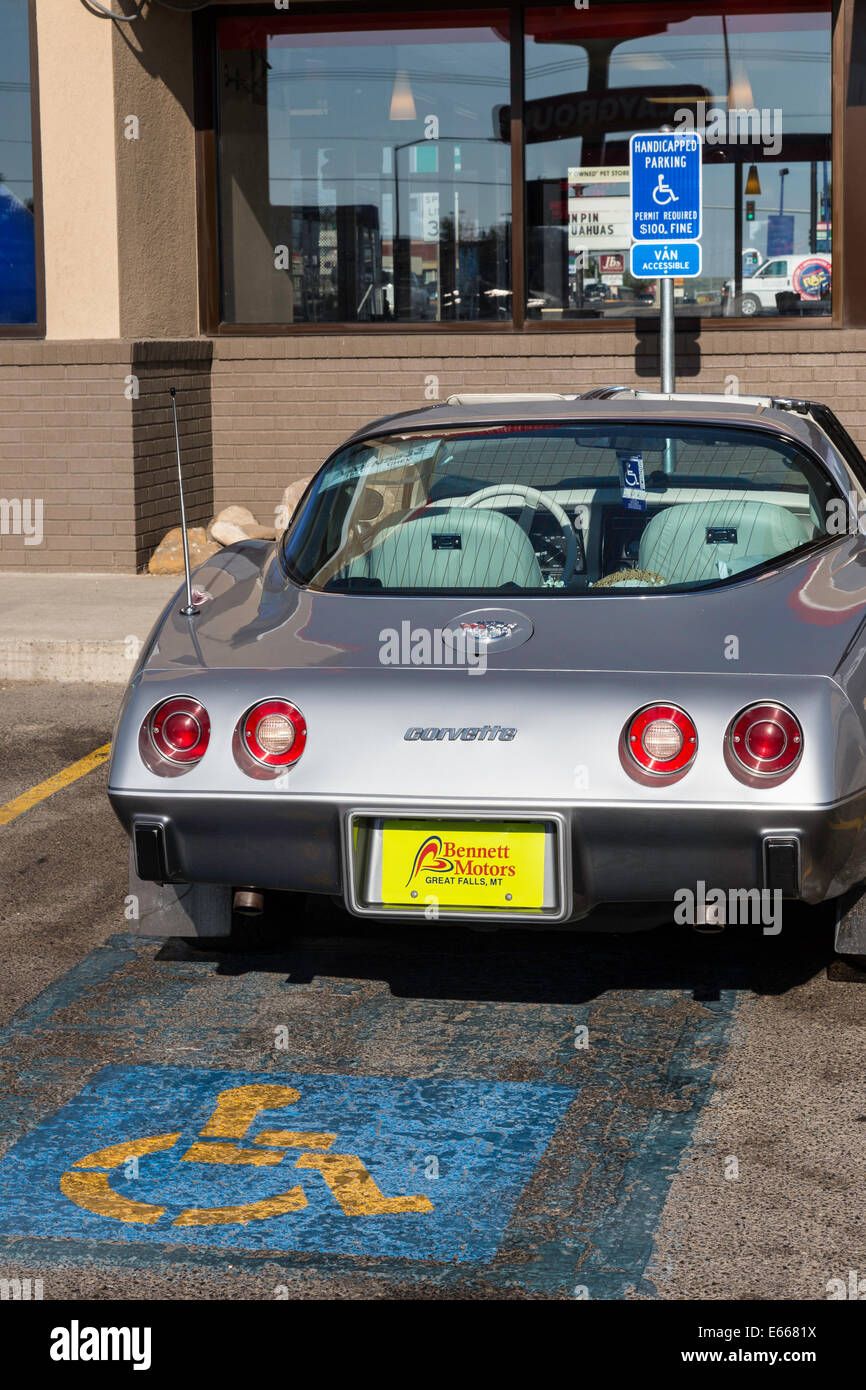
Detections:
[624, 704, 697, 777]
[728, 703, 802, 779]
[763, 837, 801, 896]
[133, 822, 167, 883]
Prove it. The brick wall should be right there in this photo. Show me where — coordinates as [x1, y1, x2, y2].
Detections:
[209, 327, 866, 524]
[0, 341, 214, 573]
[0, 343, 135, 572]
[130, 342, 214, 570]
[2, 328, 865, 572]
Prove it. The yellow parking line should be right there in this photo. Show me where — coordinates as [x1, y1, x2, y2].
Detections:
[0, 743, 111, 828]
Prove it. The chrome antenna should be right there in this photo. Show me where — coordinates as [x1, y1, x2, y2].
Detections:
[169, 386, 199, 617]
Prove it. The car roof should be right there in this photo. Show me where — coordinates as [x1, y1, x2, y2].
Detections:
[341, 391, 833, 457]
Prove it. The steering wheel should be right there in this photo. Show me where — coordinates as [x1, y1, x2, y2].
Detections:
[459, 483, 579, 583]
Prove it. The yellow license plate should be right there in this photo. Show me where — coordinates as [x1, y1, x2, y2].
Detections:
[379, 820, 548, 910]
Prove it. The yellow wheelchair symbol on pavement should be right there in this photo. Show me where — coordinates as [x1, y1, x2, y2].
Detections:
[60, 1084, 434, 1226]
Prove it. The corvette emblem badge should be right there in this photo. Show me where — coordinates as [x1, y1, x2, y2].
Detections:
[443, 608, 534, 654]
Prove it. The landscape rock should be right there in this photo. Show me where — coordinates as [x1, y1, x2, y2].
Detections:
[213, 504, 258, 529]
[148, 527, 220, 576]
[210, 519, 252, 546]
[276, 475, 313, 531]
[208, 504, 278, 546]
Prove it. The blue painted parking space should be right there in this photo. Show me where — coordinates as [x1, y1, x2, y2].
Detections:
[0, 931, 740, 1296]
[0, 1064, 573, 1262]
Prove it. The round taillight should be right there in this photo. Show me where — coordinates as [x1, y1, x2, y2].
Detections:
[242, 699, 306, 768]
[728, 703, 802, 778]
[149, 697, 210, 764]
[625, 704, 697, 776]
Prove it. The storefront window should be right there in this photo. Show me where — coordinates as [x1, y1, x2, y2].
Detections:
[524, 1, 832, 320]
[211, 3, 834, 328]
[216, 11, 511, 324]
[0, 0, 37, 325]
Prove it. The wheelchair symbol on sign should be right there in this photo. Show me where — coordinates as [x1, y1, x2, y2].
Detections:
[59, 1084, 434, 1226]
[652, 174, 678, 206]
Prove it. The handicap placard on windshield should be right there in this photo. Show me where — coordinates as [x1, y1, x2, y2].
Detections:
[630, 240, 702, 279]
[629, 131, 702, 240]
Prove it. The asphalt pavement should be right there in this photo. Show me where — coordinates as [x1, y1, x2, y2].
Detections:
[0, 682, 863, 1301]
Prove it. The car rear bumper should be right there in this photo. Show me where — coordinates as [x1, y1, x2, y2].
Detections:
[109, 789, 866, 921]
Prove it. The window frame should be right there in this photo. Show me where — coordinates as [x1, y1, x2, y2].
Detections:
[1, 0, 45, 338]
[194, 0, 844, 337]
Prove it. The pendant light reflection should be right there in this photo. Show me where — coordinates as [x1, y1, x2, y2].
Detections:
[390, 70, 416, 121]
[727, 61, 754, 111]
[745, 164, 762, 196]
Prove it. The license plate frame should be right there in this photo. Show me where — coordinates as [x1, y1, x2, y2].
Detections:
[345, 810, 569, 922]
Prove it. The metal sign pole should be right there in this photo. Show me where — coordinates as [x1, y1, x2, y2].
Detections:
[657, 122, 676, 399]
[660, 276, 675, 394]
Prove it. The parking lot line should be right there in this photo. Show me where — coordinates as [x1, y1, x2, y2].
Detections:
[0, 742, 111, 828]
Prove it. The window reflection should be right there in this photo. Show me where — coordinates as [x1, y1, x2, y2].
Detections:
[214, 4, 833, 328]
[524, 2, 832, 320]
[0, 0, 36, 325]
[217, 12, 511, 325]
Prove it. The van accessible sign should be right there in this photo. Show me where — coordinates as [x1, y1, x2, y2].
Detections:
[630, 241, 701, 279]
[629, 131, 702, 240]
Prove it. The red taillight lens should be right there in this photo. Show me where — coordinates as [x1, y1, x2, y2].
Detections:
[241, 699, 306, 768]
[728, 703, 802, 778]
[625, 704, 697, 776]
[149, 697, 210, 764]
[162, 712, 199, 750]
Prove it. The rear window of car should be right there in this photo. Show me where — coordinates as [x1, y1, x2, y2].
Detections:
[281, 421, 838, 595]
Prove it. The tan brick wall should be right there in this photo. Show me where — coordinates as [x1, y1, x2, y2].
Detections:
[2, 328, 865, 571]
[0, 343, 134, 572]
[209, 328, 866, 523]
[0, 341, 213, 573]
[129, 343, 213, 570]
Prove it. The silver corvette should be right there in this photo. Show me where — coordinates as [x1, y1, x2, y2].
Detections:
[109, 388, 866, 964]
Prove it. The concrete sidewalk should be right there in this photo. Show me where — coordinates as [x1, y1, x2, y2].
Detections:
[0, 574, 180, 682]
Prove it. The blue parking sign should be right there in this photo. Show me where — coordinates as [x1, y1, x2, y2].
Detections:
[630, 241, 702, 279]
[630, 131, 702, 241]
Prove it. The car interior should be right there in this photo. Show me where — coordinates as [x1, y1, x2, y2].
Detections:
[283, 424, 834, 594]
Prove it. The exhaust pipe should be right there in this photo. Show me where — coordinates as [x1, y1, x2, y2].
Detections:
[233, 888, 264, 916]
[691, 902, 726, 934]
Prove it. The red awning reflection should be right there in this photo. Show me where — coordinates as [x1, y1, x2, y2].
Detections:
[526, 1, 830, 43]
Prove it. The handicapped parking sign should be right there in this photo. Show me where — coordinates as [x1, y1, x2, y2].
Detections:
[630, 131, 702, 240]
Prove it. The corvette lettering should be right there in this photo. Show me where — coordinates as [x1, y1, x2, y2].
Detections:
[404, 726, 517, 741]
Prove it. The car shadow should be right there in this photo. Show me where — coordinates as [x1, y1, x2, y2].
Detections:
[155, 897, 836, 1005]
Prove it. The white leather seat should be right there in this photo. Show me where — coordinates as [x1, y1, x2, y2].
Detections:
[638, 499, 811, 585]
[342, 505, 542, 589]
